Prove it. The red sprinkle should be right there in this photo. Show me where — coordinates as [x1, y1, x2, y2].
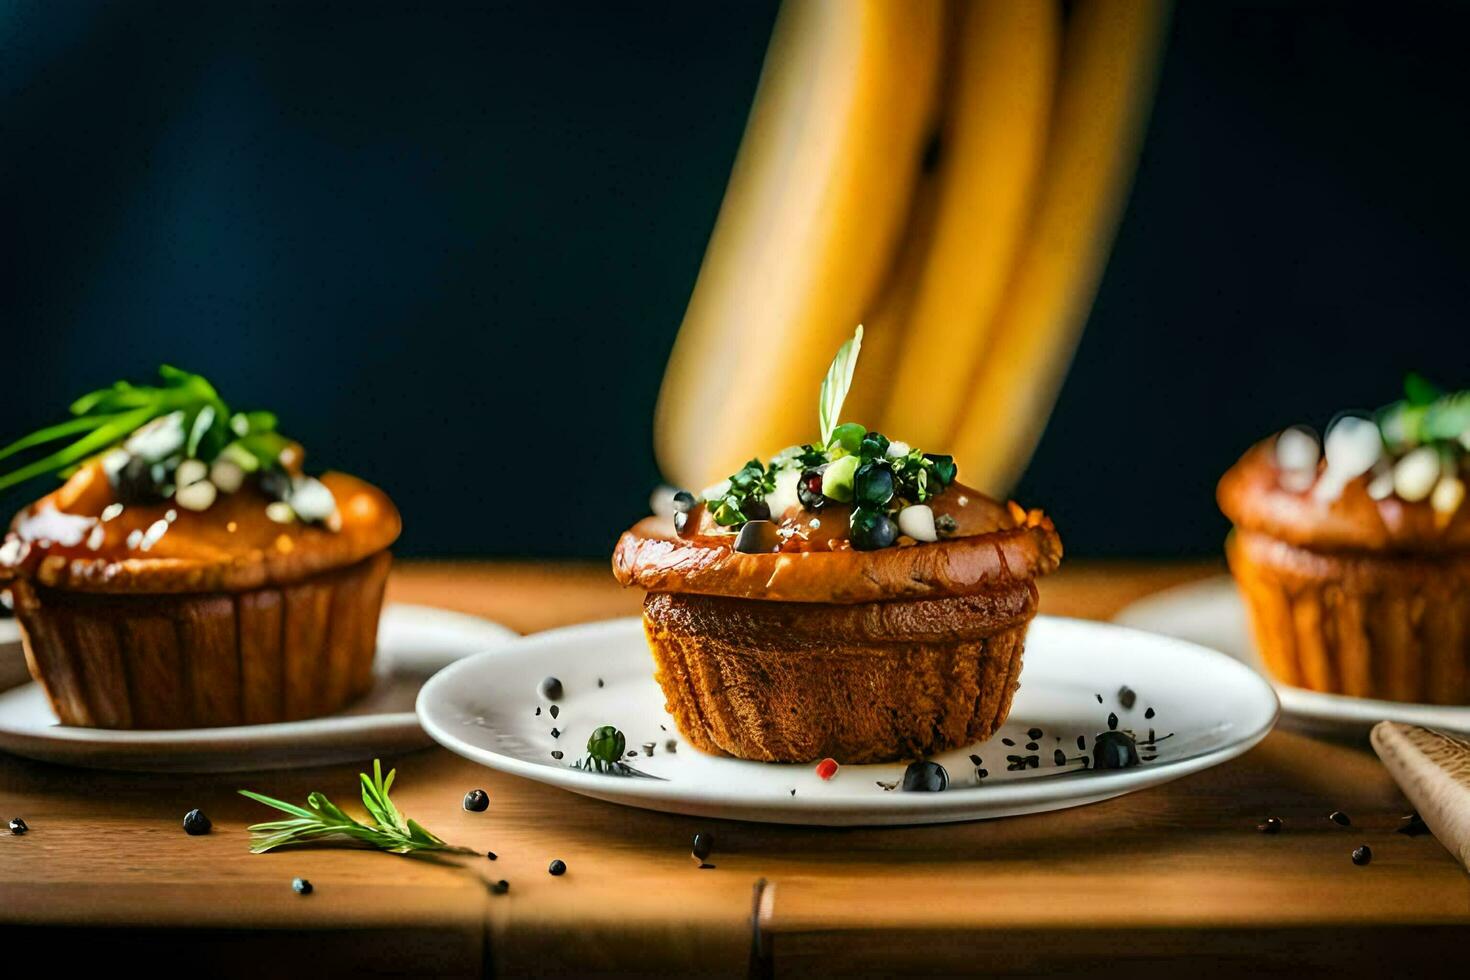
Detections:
[815, 758, 839, 781]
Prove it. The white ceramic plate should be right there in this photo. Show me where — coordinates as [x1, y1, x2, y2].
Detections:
[417, 616, 1278, 826]
[1115, 575, 1470, 739]
[0, 604, 515, 772]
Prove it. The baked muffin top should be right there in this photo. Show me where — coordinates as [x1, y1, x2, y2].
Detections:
[1218, 375, 1470, 554]
[613, 326, 1062, 602]
[0, 366, 400, 593]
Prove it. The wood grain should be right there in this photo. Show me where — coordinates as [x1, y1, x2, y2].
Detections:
[2, 559, 1468, 978]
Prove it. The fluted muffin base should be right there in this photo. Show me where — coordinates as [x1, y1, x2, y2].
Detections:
[642, 584, 1038, 763]
[1229, 530, 1470, 704]
[11, 551, 391, 729]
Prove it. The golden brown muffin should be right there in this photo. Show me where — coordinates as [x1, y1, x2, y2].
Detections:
[615, 482, 1061, 763]
[1219, 389, 1470, 704]
[0, 368, 401, 728]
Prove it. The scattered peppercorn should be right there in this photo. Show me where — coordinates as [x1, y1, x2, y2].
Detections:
[1258, 817, 1283, 835]
[1091, 730, 1140, 770]
[183, 809, 212, 836]
[463, 789, 489, 812]
[9, 817, 27, 835]
[1118, 686, 1137, 710]
[486, 851, 498, 860]
[539, 676, 563, 701]
[642, 742, 656, 757]
[549, 705, 560, 719]
[692, 832, 714, 862]
[551, 728, 561, 739]
[1397, 812, 1430, 837]
[901, 760, 949, 792]
[1351, 844, 1372, 866]
[550, 750, 564, 760]
[548, 859, 567, 877]
[491, 879, 510, 894]
[292, 877, 313, 895]
[1328, 810, 1351, 827]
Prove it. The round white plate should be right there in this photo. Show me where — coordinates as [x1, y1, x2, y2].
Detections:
[417, 616, 1278, 826]
[1116, 575, 1470, 739]
[0, 604, 516, 773]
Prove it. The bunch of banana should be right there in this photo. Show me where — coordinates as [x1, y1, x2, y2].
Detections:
[656, 0, 1171, 496]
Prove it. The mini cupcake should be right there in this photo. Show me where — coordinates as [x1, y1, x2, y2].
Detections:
[1218, 375, 1470, 703]
[614, 328, 1062, 764]
[0, 367, 401, 728]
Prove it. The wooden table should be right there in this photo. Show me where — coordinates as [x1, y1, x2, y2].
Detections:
[3, 561, 1469, 977]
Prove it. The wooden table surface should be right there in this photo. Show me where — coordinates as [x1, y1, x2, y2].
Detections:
[3, 561, 1469, 977]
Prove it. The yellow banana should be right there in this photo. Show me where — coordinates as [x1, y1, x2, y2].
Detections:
[879, 0, 1060, 451]
[950, 0, 1171, 494]
[845, 166, 942, 429]
[653, 0, 945, 489]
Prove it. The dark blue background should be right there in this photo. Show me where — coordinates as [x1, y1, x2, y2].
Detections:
[4, 1, 1467, 558]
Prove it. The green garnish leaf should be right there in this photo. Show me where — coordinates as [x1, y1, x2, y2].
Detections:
[0, 366, 284, 493]
[1404, 372, 1442, 407]
[239, 759, 472, 855]
[818, 324, 864, 447]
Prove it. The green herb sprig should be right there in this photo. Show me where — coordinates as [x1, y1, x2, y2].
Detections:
[0, 365, 288, 493]
[707, 458, 776, 526]
[818, 324, 863, 447]
[239, 760, 473, 855]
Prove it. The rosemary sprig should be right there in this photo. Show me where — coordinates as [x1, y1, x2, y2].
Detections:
[239, 760, 474, 855]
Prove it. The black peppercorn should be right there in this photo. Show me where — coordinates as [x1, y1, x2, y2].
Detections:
[292, 877, 313, 895]
[463, 789, 489, 812]
[182, 809, 211, 835]
[1351, 845, 1372, 866]
[539, 676, 563, 701]
[1091, 730, 1140, 770]
[692, 832, 714, 862]
[548, 859, 567, 876]
[8, 817, 27, 835]
[1328, 810, 1351, 827]
[901, 760, 949, 792]
[671, 490, 697, 513]
[486, 851, 498, 861]
[1258, 817, 1283, 834]
[491, 879, 510, 894]
[1397, 812, 1430, 837]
